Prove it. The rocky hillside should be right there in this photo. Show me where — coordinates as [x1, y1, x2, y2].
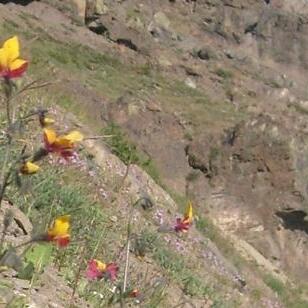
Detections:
[0, 0, 308, 307]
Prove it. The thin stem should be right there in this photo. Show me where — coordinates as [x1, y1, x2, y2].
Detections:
[14, 239, 35, 249]
[5, 80, 55, 107]
[0, 142, 12, 206]
[123, 234, 130, 293]
[3, 78, 13, 126]
[122, 197, 147, 293]
[0, 145, 26, 207]
[0, 79, 13, 207]
[6, 98, 11, 126]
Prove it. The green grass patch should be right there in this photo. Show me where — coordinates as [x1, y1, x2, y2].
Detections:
[215, 68, 233, 79]
[196, 217, 245, 270]
[154, 245, 212, 297]
[263, 274, 308, 308]
[139, 231, 219, 302]
[264, 274, 285, 296]
[102, 123, 161, 183]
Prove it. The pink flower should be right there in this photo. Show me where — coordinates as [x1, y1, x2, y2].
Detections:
[103, 263, 118, 281]
[86, 259, 118, 282]
[174, 218, 190, 232]
[174, 201, 193, 233]
[86, 259, 104, 280]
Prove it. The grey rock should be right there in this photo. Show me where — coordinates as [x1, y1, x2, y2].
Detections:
[153, 12, 170, 30]
[195, 47, 217, 60]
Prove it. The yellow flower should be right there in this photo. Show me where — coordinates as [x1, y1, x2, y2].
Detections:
[43, 128, 83, 158]
[39, 113, 55, 127]
[184, 201, 193, 223]
[95, 259, 107, 271]
[47, 215, 70, 247]
[42, 117, 55, 126]
[20, 161, 40, 174]
[0, 36, 28, 79]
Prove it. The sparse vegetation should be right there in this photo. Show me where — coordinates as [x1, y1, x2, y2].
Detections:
[102, 123, 161, 183]
[215, 68, 233, 79]
[264, 274, 285, 296]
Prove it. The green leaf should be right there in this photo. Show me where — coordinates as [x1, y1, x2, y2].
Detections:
[17, 261, 35, 280]
[24, 244, 53, 269]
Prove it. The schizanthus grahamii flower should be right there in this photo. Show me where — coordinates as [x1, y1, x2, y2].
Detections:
[46, 215, 70, 247]
[86, 259, 118, 282]
[0, 36, 28, 79]
[43, 128, 83, 159]
[20, 161, 40, 174]
[174, 201, 193, 233]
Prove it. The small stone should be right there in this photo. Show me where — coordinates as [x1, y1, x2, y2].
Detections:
[154, 12, 170, 30]
[146, 101, 162, 112]
[110, 216, 118, 223]
[95, 0, 108, 15]
[185, 77, 196, 89]
[193, 47, 217, 60]
[158, 56, 172, 67]
[14, 278, 30, 290]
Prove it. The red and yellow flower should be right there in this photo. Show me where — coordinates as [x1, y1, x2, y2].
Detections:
[43, 128, 83, 159]
[46, 215, 70, 247]
[86, 259, 118, 281]
[174, 201, 193, 233]
[0, 36, 28, 79]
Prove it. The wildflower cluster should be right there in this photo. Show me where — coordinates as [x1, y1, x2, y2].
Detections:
[0, 35, 194, 305]
[0, 35, 118, 292]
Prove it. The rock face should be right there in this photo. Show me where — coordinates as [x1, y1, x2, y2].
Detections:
[0, 201, 32, 247]
[78, 0, 308, 282]
[70, 0, 87, 18]
[71, 0, 107, 20]
[202, 0, 308, 70]
[186, 115, 308, 281]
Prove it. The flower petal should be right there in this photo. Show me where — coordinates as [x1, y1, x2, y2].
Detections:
[184, 201, 193, 223]
[63, 131, 83, 143]
[104, 263, 119, 281]
[7, 58, 28, 78]
[43, 117, 55, 126]
[95, 259, 107, 272]
[21, 162, 40, 174]
[3, 36, 20, 63]
[9, 58, 27, 71]
[55, 131, 83, 151]
[174, 218, 190, 233]
[55, 236, 70, 247]
[86, 259, 104, 280]
[48, 215, 70, 238]
[44, 128, 57, 145]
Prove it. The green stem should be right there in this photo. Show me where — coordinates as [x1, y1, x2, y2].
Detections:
[6, 98, 11, 126]
[0, 141, 12, 207]
[122, 197, 148, 293]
